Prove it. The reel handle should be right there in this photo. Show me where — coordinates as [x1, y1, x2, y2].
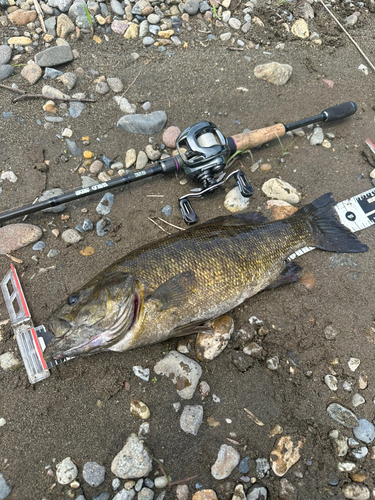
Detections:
[230, 123, 286, 151]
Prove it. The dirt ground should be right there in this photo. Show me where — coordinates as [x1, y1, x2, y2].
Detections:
[1, 1, 375, 499]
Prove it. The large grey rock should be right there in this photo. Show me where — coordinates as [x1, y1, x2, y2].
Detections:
[0, 65, 14, 82]
[111, 0, 124, 15]
[68, 0, 87, 18]
[0, 46, 12, 65]
[111, 433, 152, 479]
[34, 45, 73, 67]
[117, 111, 167, 135]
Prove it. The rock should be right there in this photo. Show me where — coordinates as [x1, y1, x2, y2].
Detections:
[39, 188, 66, 213]
[224, 186, 250, 213]
[231, 484, 246, 500]
[0, 352, 21, 370]
[96, 81, 110, 95]
[83, 462, 106, 487]
[352, 393, 365, 407]
[192, 491, 218, 500]
[145, 144, 161, 161]
[353, 419, 375, 443]
[70, 101, 85, 118]
[143, 37, 155, 46]
[0, 473, 11, 499]
[266, 356, 279, 370]
[21, 60, 42, 85]
[62, 229, 83, 244]
[327, 403, 359, 429]
[65, 138, 83, 156]
[322, 139, 331, 148]
[195, 315, 233, 361]
[254, 62, 293, 86]
[68, 0, 88, 18]
[0, 45, 12, 65]
[118, 111, 167, 135]
[111, 19, 128, 34]
[211, 444, 240, 480]
[358, 371, 368, 389]
[154, 477, 168, 488]
[185, 0, 199, 14]
[96, 193, 114, 216]
[351, 446, 368, 460]
[33, 241, 46, 251]
[176, 485, 189, 500]
[138, 487, 153, 500]
[125, 149, 137, 168]
[130, 399, 150, 420]
[154, 350, 202, 399]
[338, 462, 356, 472]
[246, 484, 269, 500]
[136, 151, 148, 170]
[7, 36, 32, 46]
[56, 457, 78, 485]
[180, 405, 203, 435]
[90, 160, 103, 174]
[0, 171, 17, 182]
[113, 489, 136, 500]
[0, 65, 14, 81]
[256, 457, 270, 479]
[59, 72, 77, 90]
[229, 17, 241, 29]
[267, 200, 297, 220]
[345, 14, 358, 26]
[111, 0, 125, 15]
[162, 126, 181, 148]
[124, 23, 139, 39]
[348, 357, 360, 371]
[108, 77, 123, 92]
[291, 18, 309, 38]
[309, 127, 324, 146]
[324, 374, 338, 391]
[0, 223, 42, 255]
[329, 430, 348, 457]
[34, 45, 73, 67]
[8, 9, 37, 25]
[270, 435, 305, 477]
[262, 178, 301, 203]
[114, 96, 136, 115]
[132, 366, 150, 381]
[279, 478, 297, 500]
[56, 14, 75, 39]
[342, 483, 370, 500]
[111, 433, 152, 479]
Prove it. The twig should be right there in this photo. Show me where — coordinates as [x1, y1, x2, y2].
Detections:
[22, 197, 39, 222]
[319, 0, 375, 72]
[33, 0, 46, 33]
[156, 217, 185, 231]
[6, 254, 23, 264]
[0, 83, 96, 103]
[148, 217, 171, 235]
[227, 47, 244, 51]
[123, 70, 141, 95]
[244, 407, 265, 426]
[226, 438, 240, 445]
[146, 194, 165, 197]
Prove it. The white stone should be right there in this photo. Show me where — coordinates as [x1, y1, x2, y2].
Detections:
[125, 149, 136, 168]
[358, 64, 369, 76]
[62, 128, 73, 138]
[324, 374, 338, 391]
[220, 32, 232, 41]
[0, 352, 21, 370]
[56, 457, 78, 485]
[262, 178, 301, 204]
[224, 186, 250, 213]
[348, 357, 360, 371]
[352, 393, 365, 407]
[1, 171, 18, 183]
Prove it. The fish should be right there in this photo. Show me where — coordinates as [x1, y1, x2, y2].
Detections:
[43, 193, 368, 361]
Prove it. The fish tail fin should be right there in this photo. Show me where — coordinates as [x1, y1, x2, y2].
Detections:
[295, 193, 368, 253]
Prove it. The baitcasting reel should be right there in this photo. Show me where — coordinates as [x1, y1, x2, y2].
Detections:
[174, 121, 253, 224]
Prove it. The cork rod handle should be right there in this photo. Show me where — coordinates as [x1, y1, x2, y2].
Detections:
[230, 123, 286, 151]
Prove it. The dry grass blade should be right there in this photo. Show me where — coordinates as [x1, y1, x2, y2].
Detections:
[244, 407, 265, 426]
[6, 254, 23, 264]
[156, 217, 185, 231]
[148, 217, 171, 234]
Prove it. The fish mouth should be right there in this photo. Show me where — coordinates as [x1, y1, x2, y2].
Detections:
[44, 292, 141, 361]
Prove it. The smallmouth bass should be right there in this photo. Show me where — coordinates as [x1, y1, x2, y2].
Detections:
[44, 193, 368, 360]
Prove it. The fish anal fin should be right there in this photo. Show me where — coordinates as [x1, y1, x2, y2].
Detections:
[149, 270, 197, 310]
[265, 262, 302, 290]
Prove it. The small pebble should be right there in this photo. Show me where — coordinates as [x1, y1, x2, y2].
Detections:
[32, 241, 46, 251]
[96, 192, 114, 216]
[62, 229, 82, 244]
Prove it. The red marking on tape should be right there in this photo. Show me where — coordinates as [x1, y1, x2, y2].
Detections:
[31, 328, 47, 371]
[10, 263, 30, 317]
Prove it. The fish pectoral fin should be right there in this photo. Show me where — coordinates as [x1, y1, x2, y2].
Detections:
[195, 212, 267, 228]
[264, 261, 302, 290]
[148, 270, 197, 311]
[171, 322, 214, 338]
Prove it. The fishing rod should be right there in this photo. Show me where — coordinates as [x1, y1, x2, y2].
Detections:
[0, 101, 357, 226]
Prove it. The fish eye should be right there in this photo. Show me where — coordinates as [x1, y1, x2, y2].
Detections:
[67, 294, 79, 306]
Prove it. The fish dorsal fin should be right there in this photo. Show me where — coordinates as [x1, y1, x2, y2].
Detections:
[195, 212, 267, 229]
[148, 270, 197, 310]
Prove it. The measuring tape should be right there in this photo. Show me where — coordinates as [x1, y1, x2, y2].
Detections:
[1, 187, 375, 384]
